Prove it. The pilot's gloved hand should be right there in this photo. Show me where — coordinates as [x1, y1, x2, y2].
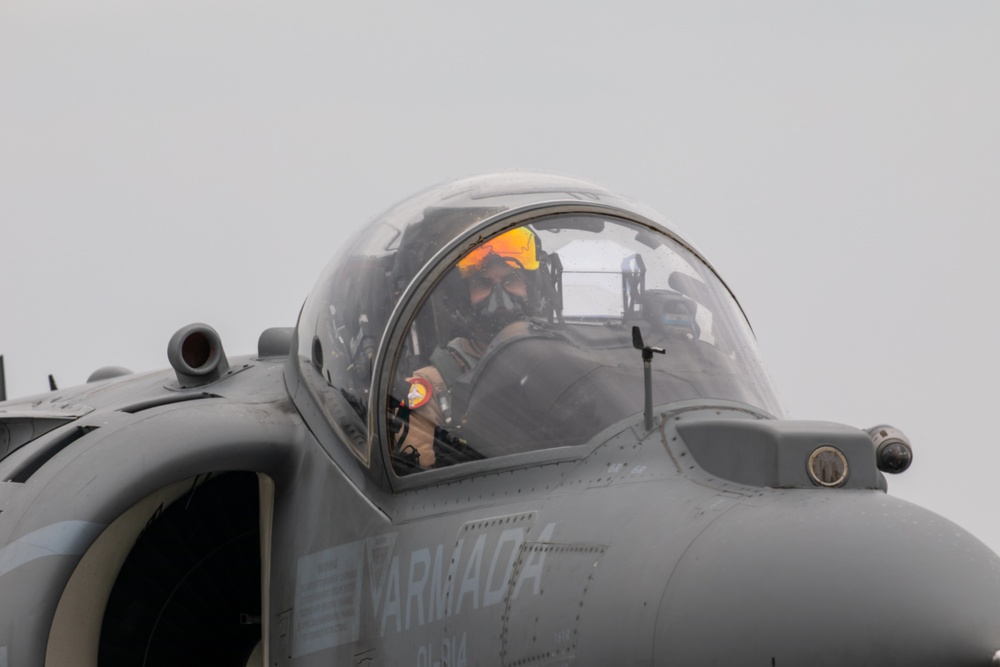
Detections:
[393, 444, 423, 474]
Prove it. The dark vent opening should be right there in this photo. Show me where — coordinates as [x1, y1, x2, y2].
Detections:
[120, 393, 221, 414]
[0, 416, 74, 462]
[6, 424, 99, 483]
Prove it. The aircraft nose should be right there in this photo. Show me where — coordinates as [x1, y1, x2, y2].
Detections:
[655, 491, 1000, 665]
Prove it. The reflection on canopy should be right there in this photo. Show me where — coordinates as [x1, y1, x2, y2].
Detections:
[387, 214, 782, 475]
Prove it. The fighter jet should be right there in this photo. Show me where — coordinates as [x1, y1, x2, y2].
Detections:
[1, 172, 998, 667]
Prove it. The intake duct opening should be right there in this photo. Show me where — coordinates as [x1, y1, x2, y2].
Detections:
[98, 472, 261, 667]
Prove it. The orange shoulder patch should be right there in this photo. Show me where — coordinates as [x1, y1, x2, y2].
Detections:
[407, 377, 433, 409]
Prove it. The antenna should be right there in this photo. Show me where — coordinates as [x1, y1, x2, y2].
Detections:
[0, 355, 6, 402]
[632, 326, 664, 431]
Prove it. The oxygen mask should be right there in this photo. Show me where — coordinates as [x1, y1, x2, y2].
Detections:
[472, 281, 526, 340]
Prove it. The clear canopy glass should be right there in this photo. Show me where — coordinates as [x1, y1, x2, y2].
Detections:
[385, 213, 783, 475]
[292, 173, 783, 476]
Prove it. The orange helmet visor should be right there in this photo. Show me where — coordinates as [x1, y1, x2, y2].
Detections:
[457, 227, 539, 276]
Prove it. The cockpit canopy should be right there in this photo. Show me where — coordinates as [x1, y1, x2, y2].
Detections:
[292, 173, 783, 476]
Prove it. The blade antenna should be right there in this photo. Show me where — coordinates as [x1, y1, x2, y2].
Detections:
[632, 326, 665, 431]
[0, 355, 6, 402]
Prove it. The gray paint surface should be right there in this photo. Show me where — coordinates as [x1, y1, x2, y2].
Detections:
[2, 175, 999, 664]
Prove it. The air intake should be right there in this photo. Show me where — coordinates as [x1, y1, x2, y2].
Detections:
[167, 323, 231, 388]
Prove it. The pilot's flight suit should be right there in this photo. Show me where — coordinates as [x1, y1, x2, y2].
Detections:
[401, 319, 539, 469]
[403, 336, 486, 468]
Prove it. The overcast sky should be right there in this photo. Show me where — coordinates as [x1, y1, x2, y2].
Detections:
[2, 2, 999, 552]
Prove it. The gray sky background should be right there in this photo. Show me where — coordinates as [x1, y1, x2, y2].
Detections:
[3, 3, 999, 551]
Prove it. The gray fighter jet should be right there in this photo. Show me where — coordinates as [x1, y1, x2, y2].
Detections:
[1, 173, 998, 666]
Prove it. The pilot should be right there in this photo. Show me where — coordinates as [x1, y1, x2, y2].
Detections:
[397, 226, 540, 470]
